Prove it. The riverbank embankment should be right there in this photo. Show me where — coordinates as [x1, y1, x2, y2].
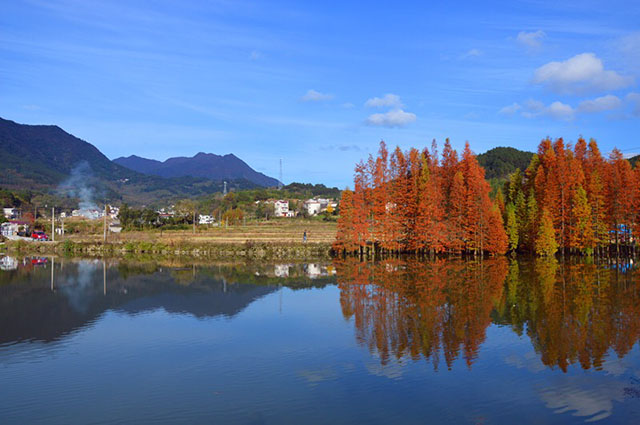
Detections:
[4, 239, 333, 260]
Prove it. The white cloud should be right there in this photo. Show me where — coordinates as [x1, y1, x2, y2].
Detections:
[300, 89, 333, 102]
[517, 30, 546, 49]
[505, 94, 632, 120]
[499, 103, 522, 116]
[577, 94, 622, 113]
[520, 99, 574, 121]
[546, 101, 575, 120]
[533, 53, 634, 95]
[366, 109, 416, 127]
[365, 93, 403, 108]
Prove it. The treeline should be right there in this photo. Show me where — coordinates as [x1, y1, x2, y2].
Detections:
[334, 140, 508, 256]
[334, 138, 640, 257]
[498, 137, 640, 257]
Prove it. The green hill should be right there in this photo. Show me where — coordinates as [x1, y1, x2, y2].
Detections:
[0, 118, 258, 206]
[477, 147, 535, 180]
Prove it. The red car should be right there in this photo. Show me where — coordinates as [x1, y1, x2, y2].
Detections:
[31, 231, 49, 241]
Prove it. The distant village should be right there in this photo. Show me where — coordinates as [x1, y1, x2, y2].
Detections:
[1, 196, 338, 238]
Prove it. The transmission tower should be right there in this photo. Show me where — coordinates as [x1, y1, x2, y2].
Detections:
[278, 158, 283, 190]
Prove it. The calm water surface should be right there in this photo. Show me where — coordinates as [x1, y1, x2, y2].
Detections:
[1, 256, 639, 424]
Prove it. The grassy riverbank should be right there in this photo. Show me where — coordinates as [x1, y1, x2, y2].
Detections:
[4, 220, 337, 260]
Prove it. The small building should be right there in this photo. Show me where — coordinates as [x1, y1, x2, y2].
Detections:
[303, 198, 337, 216]
[1, 221, 29, 237]
[2, 208, 18, 219]
[304, 199, 322, 216]
[108, 206, 120, 219]
[72, 209, 103, 220]
[274, 200, 294, 218]
[199, 215, 215, 225]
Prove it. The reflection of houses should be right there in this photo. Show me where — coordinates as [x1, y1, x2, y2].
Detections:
[0, 256, 18, 271]
[274, 200, 294, 218]
[304, 264, 335, 279]
[303, 198, 337, 216]
[274, 264, 290, 278]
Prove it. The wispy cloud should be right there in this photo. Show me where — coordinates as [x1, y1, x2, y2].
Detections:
[300, 89, 333, 102]
[461, 48, 482, 59]
[498, 93, 628, 121]
[365, 94, 403, 108]
[533, 53, 634, 95]
[499, 103, 522, 116]
[618, 31, 640, 73]
[366, 109, 416, 127]
[323, 144, 361, 152]
[516, 30, 546, 49]
[577, 94, 622, 113]
[627, 92, 640, 116]
[513, 99, 574, 121]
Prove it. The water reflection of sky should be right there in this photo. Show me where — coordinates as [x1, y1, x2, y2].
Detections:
[0, 258, 639, 424]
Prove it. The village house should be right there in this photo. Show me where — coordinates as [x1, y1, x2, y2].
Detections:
[274, 200, 294, 217]
[108, 205, 120, 219]
[303, 198, 337, 216]
[2, 207, 19, 219]
[72, 208, 103, 220]
[198, 214, 215, 225]
[1, 220, 29, 237]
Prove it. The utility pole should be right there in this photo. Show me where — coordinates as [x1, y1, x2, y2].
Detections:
[51, 207, 55, 242]
[193, 208, 196, 235]
[103, 204, 107, 243]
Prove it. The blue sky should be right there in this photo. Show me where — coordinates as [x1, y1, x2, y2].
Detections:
[1, 0, 639, 188]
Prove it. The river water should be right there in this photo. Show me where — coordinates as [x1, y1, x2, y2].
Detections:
[1, 256, 639, 424]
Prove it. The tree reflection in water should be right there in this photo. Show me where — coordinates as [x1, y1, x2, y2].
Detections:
[334, 258, 640, 372]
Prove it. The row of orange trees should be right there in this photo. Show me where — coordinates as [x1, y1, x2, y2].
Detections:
[334, 140, 508, 255]
[334, 138, 640, 256]
[499, 138, 640, 256]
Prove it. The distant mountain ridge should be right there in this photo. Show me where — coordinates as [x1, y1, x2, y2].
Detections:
[114, 152, 279, 187]
[0, 117, 264, 205]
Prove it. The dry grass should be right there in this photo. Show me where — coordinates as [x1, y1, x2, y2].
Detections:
[68, 219, 337, 245]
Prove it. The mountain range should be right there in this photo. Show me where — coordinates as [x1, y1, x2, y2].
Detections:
[114, 153, 279, 187]
[0, 117, 278, 205]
